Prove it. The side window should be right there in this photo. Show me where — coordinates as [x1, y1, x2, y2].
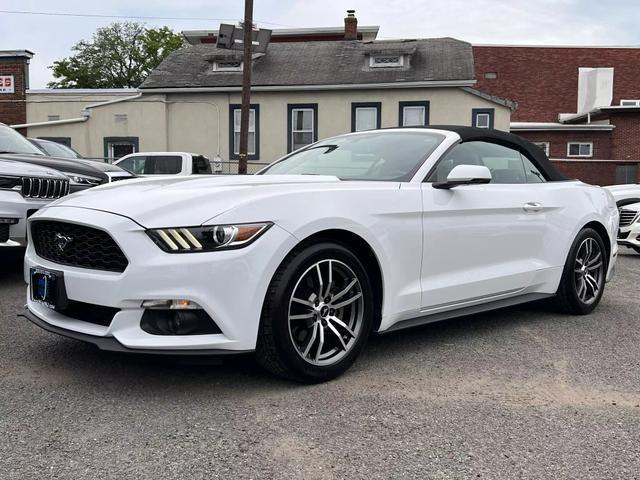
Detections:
[427, 141, 540, 184]
[119, 156, 146, 174]
[147, 156, 182, 174]
[192, 155, 212, 174]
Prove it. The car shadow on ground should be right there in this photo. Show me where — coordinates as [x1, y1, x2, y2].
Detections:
[5, 248, 639, 394]
[0, 248, 24, 282]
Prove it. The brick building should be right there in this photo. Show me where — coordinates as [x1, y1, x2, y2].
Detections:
[473, 45, 640, 185]
[0, 50, 33, 134]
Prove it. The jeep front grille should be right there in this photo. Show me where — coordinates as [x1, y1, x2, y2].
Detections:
[22, 177, 70, 199]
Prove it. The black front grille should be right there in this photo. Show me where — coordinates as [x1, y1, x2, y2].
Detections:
[618, 231, 630, 240]
[22, 177, 70, 199]
[58, 300, 120, 327]
[0, 224, 9, 243]
[31, 220, 128, 272]
[619, 209, 639, 228]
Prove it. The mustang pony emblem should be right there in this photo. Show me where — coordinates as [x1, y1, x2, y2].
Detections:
[54, 233, 73, 253]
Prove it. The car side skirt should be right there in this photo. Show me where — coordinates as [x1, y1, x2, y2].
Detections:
[380, 292, 554, 334]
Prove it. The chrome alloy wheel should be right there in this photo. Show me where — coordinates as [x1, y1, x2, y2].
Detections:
[574, 237, 605, 305]
[288, 259, 365, 366]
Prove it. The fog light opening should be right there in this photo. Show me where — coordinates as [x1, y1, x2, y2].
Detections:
[140, 308, 222, 336]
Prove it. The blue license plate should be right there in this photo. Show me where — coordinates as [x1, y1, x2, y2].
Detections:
[30, 268, 61, 309]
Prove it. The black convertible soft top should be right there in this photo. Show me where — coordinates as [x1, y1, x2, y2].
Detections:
[425, 125, 568, 182]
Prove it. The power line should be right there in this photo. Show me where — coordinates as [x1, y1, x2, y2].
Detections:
[0, 9, 296, 27]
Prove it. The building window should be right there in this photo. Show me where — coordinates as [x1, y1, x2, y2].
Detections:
[399, 101, 430, 127]
[213, 60, 242, 72]
[472, 108, 494, 129]
[620, 99, 640, 106]
[229, 104, 259, 160]
[352, 102, 381, 132]
[287, 104, 318, 153]
[615, 164, 638, 184]
[103, 137, 139, 161]
[484, 72, 498, 80]
[369, 55, 403, 68]
[567, 142, 593, 158]
[532, 142, 550, 156]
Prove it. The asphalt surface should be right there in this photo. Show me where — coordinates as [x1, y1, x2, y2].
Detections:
[1, 248, 639, 479]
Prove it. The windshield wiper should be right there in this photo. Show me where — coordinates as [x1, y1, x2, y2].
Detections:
[306, 144, 339, 154]
[529, 169, 544, 181]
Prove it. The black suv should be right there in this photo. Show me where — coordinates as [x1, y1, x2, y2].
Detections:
[0, 124, 134, 192]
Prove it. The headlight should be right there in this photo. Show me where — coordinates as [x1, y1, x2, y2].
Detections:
[146, 222, 272, 253]
[63, 172, 102, 186]
[0, 176, 22, 191]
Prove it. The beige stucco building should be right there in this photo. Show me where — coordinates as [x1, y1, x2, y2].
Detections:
[22, 87, 512, 168]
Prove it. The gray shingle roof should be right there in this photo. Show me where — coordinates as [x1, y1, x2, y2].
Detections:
[140, 38, 474, 90]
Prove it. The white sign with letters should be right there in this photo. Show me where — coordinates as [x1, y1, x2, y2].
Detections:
[0, 76, 15, 94]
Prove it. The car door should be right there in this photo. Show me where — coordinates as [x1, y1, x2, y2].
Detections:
[420, 140, 551, 312]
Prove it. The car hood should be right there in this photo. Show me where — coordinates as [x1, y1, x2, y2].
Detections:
[0, 158, 67, 179]
[604, 184, 640, 202]
[72, 158, 132, 173]
[0, 153, 111, 181]
[47, 174, 342, 228]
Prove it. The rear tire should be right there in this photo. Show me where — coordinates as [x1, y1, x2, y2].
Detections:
[256, 242, 374, 383]
[555, 228, 607, 315]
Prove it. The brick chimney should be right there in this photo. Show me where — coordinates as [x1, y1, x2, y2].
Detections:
[0, 50, 33, 132]
[344, 10, 358, 40]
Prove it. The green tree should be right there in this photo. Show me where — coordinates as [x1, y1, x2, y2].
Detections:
[48, 22, 184, 88]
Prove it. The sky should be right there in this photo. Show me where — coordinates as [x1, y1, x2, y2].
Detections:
[1, 0, 639, 88]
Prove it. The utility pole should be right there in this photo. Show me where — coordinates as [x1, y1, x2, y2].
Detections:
[238, 0, 254, 175]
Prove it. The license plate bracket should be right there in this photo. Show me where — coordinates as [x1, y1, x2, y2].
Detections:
[30, 267, 68, 310]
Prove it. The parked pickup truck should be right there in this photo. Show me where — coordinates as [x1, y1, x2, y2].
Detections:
[114, 152, 213, 176]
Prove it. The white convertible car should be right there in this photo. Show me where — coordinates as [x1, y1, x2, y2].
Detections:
[23, 127, 618, 382]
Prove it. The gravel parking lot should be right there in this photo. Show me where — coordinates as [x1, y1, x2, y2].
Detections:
[1, 248, 639, 479]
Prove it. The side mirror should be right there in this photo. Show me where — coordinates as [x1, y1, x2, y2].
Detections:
[433, 164, 492, 189]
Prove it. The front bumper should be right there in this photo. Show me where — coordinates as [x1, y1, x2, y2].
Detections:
[617, 221, 640, 249]
[24, 206, 298, 353]
[0, 190, 50, 247]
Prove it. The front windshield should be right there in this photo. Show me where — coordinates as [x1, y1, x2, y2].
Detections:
[40, 141, 79, 158]
[0, 125, 44, 155]
[261, 131, 445, 181]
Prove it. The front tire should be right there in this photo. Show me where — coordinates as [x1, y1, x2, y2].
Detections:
[555, 228, 607, 315]
[256, 242, 374, 383]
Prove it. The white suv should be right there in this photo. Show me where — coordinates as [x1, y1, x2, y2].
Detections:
[605, 184, 640, 253]
[0, 159, 70, 247]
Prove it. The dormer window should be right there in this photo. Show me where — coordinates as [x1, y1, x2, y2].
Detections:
[370, 55, 404, 68]
[213, 60, 242, 72]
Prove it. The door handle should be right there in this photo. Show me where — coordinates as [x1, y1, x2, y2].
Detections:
[523, 202, 543, 213]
